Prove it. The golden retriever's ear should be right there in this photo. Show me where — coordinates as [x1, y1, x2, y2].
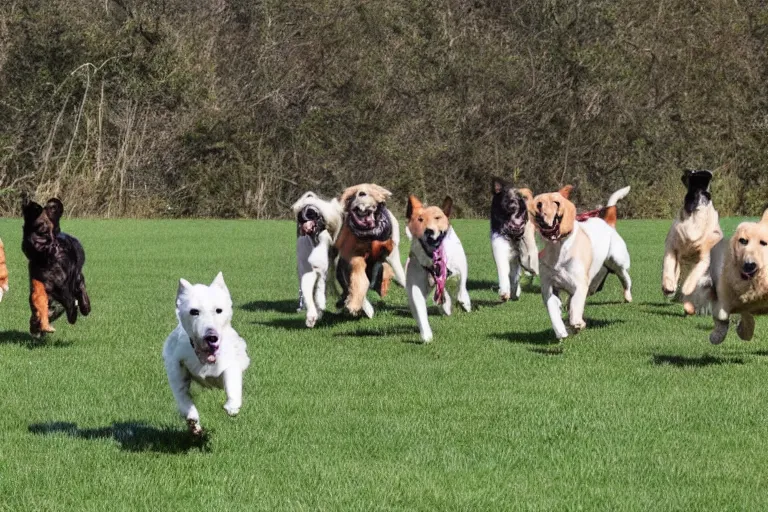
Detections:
[441, 196, 453, 218]
[367, 184, 392, 203]
[339, 185, 360, 205]
[518, 188, 533, 202]
[406, 195, 422, 221]
[760, 208, 768, 225]
[557, 194, 576, 236]
[527, 194, 540, 216]
[558, 185, 574, 199]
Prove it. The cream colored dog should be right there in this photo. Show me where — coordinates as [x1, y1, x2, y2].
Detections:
[662, 169, 723, 315]
[530, 188, 632, 339]
[405, 195, 470, 342]
[292, 191, 343, 327]
[710, 210, 768, 344]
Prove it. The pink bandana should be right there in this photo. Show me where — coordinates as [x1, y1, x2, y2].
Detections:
[430, 243, 448, 304]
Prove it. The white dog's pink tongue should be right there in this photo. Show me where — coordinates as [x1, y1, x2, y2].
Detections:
[206, 354, 216, 363]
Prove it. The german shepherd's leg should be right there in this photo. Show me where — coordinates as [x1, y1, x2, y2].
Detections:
[29, 278, 55, 336]
[345, 256, 370, 316]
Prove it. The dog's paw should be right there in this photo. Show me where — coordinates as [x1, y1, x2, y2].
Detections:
[499, 293, 510, 302]
[187, 419, 203, 436]
[710, 330, 727, 345]
[570, 320, 586, 333]
[683, 301, 696, 316]
[624, 290, 633, 303]
[306, 313, 318, 328]
[223, 402, 241, 417]
[362, 301, 374, 319]
[555, 328, 569, 340]
[662, 286, 676, 298]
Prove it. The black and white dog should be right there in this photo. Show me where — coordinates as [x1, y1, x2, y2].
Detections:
[292, 191, 343, 327]
[490, 178, 539, 301]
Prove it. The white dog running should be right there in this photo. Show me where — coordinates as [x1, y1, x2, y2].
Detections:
[292, 191, 344, 327]
[162, 272, 250, 435]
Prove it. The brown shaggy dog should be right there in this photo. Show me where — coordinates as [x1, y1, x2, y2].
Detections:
[334, 184, 406, 317]
[710, 210, 768, 344]
[662, 169, 723, 315]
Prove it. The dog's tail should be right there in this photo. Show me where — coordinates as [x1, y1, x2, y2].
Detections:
[602, 186, 631, 228]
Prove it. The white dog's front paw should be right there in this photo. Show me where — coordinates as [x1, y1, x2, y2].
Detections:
[421, 331, 433, 343]
[187, 419, 203, 436]
[306, 312, 319, 328]
[554, 326, 569, 340]
[223, 401, 241, 417]
[570, 320, 586, 332]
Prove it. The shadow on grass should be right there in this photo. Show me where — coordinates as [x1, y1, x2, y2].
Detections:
[0, 330, 73, 350]
[529, 346, 564, 356]
[491, 330, 557, 345]
[651, 354, 745, 367]
[28, 421, 209, 454]
[334, 325, 415, 338]
[241, 299, 300, 314]
[466, 279, 496, 291]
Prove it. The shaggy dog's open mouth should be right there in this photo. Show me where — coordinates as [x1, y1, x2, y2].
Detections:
[346, 204, 393, 241]
[351, 206, 377, 230]
[536, 215, 562, 241]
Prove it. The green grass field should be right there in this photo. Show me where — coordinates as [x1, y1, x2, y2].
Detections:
[1, 216, 767, 511]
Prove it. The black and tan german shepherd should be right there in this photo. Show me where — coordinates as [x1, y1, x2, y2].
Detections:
[21, 197, 91, 336]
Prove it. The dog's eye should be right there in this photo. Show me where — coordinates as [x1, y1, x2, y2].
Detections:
[435, 216, 442, 220]
[761, 241, 767, 247]
[554, 201, 560, 208]
[358, 191, 366, 197]
[216, 308, 223, 314]
[190, 309, 200, 316]
[536, 202, 542, 210]
[418, 217, 424, 222]
[739, 238, 748, 246]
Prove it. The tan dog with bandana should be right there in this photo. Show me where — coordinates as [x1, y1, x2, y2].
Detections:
[405, 195, 470, 343]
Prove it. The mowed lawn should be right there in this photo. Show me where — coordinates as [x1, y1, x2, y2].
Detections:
[1, 215, 767, 511]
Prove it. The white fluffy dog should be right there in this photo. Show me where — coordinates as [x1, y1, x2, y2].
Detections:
[292, 191, 343, 327]
[162, 272, 250, 435]
[405, 195, 470, 342]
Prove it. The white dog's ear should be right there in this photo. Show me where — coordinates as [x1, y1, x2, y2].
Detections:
[211, 272, 228, 292]
[177, 278, 192, 298]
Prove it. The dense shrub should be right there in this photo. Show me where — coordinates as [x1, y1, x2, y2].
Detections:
[1, 0, 766, 218]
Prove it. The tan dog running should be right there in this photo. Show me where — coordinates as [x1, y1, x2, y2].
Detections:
[710, 210, 768, 344]
[405, 195, 470, 342]
[662, 169, 722, 315]
[530, 187, 632, 339]
[334, 184, 406, 318]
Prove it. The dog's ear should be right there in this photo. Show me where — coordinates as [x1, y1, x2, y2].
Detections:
[556, 193, 576, 237]
[558, 185, 574, 199]
[492, 177, 506, 195]
[760, 208, 768, 225]
[211, 271, 228, 290]
[339, 185, 361, 206]
[681, 169, 692, 187]
[406, 195, 422, 221]
[44, 198, 64, 225]
[518, 188, 533, 202]
[177, 278, 192, 298]
[441, 196, 453, 218]
[291, 191, 315, 214]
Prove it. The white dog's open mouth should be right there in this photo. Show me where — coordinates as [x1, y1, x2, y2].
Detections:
[300, 220, 316, 236]
[192, 338, 220, 364]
